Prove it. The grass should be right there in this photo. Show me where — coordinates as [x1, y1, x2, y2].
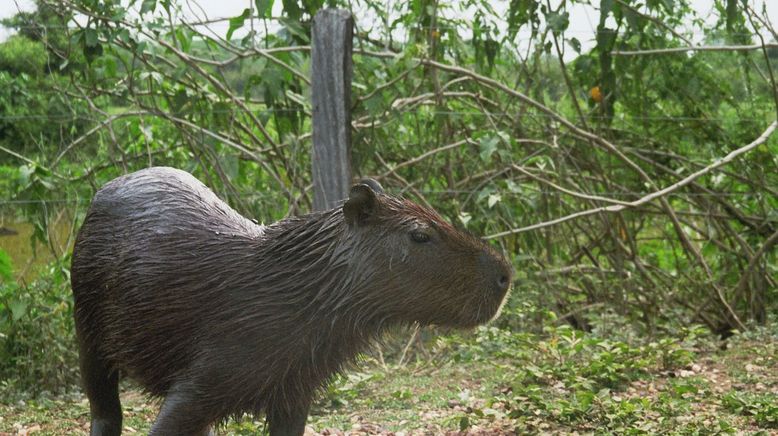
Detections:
[1, 324, 776, 435]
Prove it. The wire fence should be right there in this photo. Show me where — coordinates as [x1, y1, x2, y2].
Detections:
[0, 110, 770, 123]
[0, 190, 771, 206]
[3, 21, 768, 37]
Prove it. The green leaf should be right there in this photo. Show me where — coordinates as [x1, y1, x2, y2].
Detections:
[135, 41, 148, 55]
[140, 0, 157, 15]
[281, 0, 302, 20]
[364, 93, 384, 116]
[160, 0, 172, 14]
[139, 71, 163, 85]
[726, 0, 738, 33]
[600, 0, 614, 18]
[227, 8, 251, 41]
[458, 212, 472, 227]
[83, 41, 104, 62]
[546, 11, 569, 33]
[567, 37, 581, 53]
[479, 136, 499, 162]
[9, 299, 27, 322]
[18, 164, 34, 186]
[116, 28, 132, 44]
[622, 7, 643, 32]
[255, 0, 274, 18]
[459, 415, 470, 431]
[175, 28, 192, 52]
[103, 57, 117, 78]
[673, 382, 698, 395]
[279, 17, 309, 43]
[595, 27, 617, 48]
[0, 249, 13, 282]
[84, 29, 99, 47]
[507, 0, 539, 36]
[487, 194, 502, 208]
[484, 39, 499, 69]
[576, 390, 595, 409]
[476, 188, 494, 205]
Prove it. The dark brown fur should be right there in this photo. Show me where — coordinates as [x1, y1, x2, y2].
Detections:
[71, 167, 512, 436]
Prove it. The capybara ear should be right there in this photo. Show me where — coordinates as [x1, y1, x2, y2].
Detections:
[358, 178, 384, 194]
[344, 183, 378, 226]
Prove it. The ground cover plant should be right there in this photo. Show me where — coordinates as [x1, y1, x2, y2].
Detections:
[2, 318, 777, 434]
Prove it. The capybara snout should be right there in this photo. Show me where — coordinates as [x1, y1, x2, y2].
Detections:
[480, 251, 512, 296]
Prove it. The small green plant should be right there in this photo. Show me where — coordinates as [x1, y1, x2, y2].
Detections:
[319, 371, 381, 408]
[722, 392, 778, 428]
[651, 337, 696, 370]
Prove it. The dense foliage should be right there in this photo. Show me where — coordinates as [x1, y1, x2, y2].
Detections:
[0, 0, 775, 418]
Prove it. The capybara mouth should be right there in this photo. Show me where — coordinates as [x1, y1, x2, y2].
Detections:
[488, 282, 512, 322]
[447, 284, 513, 328]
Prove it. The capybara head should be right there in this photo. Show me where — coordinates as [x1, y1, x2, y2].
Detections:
[341, 180, 512, 328]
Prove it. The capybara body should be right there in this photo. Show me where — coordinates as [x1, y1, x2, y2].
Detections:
[71, 167, 512, 436]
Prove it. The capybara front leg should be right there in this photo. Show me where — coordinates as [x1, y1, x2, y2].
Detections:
[267, 404, 310, 436]
[77, 340, 122, 436]
[149, 385, 216, 436]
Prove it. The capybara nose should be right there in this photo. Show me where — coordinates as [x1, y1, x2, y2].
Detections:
[497, 273, 510, 293]
[479, 252, 512, 295]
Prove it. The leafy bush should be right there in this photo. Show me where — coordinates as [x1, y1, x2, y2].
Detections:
[0, 165, 20, 197]
[0, 73, 90, 162]
[0, 257, 79, 397]
[0, 35, 47, 76]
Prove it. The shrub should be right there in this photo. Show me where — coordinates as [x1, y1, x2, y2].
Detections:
[0, 35, 47, 76]
[0, 257, 78, 398]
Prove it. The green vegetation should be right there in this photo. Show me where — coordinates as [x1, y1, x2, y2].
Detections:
[1, 321, 777, 434]
[0, 0, 776, 433]
[0, 35, 47, 75]
[0, 258, 77, 396]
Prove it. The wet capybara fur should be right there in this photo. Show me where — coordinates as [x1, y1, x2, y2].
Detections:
[71, 167, 512, 436]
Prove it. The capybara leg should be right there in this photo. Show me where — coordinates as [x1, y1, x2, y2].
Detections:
[78, 342, 122, 436]
[149, 386, 215, 435]
[267, 405, 310, 436]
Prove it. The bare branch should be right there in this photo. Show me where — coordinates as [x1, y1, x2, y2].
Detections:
[486, 120, 777, 239]
[612, 43, 778, 56]
[378, 138, 476, 179]
[510, 165, 632, 206]
[613, 0, 692, 45]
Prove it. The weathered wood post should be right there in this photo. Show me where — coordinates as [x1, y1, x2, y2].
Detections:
[311, 9, 354, 211]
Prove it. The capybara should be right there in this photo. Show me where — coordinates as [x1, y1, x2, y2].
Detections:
[71, 167, 512, 436]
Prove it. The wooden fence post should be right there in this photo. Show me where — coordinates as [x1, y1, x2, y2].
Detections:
[311, 8, 353, 211]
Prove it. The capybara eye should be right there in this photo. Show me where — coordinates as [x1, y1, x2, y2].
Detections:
[410, 230, 431, 243]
